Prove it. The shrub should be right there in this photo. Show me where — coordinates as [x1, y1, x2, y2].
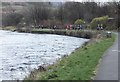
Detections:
[90, 16, 109, 29]
[74, 19, 85, 25]
[2, 13, 23, 27]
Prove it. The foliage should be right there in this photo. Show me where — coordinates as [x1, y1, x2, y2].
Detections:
[90, 16, 109, 29]
[2, 13, 23, 27]
[2, 2, 118, 30]
[74, 19, 85, 25]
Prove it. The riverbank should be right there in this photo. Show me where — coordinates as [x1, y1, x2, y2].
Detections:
[31, 29, 94, 39]
[25, 33, 116, 80]
[0, 30, 89, 80]
[1, 26, 116, 80]
[1, 26, 103, 39]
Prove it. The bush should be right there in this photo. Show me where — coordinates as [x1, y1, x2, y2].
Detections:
[90, 16, 109, 29]
[2, 13, 23, 27]
[74, 19, 85, 25]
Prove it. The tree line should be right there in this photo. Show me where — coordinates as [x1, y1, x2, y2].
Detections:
[2, 2, 119, 30]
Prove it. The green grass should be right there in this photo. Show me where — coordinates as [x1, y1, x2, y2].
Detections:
[32, 34, 116, 80]
[2, 26, 16, 31]
[32, 28, 53, 32]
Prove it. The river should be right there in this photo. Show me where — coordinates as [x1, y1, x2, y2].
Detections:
[0, 30, 89, 80]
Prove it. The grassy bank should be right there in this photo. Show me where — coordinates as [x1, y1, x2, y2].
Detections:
[25, 34, 116, 80]
[31, 29, 99, 39]
[2, 26, 104, 39]
[2, 26, 16, 31]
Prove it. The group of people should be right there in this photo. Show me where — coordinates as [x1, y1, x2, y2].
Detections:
[66, 24, 104, 31]
[96, 24, 103, 30]
[66, 24, 84, 30]
[31, 23, 104, 31]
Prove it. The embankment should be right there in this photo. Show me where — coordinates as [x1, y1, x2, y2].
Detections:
[1, 27, 116, 80]
[24, 31, 116, 80]
[2, 26, 105, 39]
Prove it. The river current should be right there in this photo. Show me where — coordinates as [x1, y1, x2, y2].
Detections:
[0, 30, 89, 80]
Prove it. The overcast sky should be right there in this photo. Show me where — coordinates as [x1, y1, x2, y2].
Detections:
[1, 0, 119, 2]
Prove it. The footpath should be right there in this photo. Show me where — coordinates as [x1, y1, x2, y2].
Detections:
[94, 33, 118, 80]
